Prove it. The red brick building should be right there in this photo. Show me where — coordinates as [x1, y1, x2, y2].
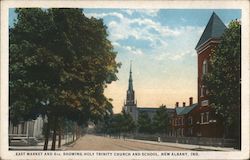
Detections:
[171, 12, 227, 138]
[194, 12, 226, 138]
[172, 98, 198, 137]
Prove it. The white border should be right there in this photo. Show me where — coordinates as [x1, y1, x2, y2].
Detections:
[1, 0, 249, 160]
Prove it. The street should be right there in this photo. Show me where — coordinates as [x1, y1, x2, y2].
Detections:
[65, 134, 187, 151]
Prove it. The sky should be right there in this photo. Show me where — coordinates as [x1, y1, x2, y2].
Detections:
[9, 9, 241, 113]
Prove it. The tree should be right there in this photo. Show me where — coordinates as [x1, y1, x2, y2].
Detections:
[121, 109, 136, 133]
[98, 109, 136, 137]
[152, 105, 169, 134]
[203, 20, 241, 140]
[108, 114, 124, 137]
[9, 8, 120, 150]
[137, 112, 152, 134]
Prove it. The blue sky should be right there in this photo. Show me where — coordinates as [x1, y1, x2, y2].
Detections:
[9, 9, 241, 113]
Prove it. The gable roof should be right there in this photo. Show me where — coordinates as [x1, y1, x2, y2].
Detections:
[195, 12, 227, 50]
[175, 103, 198, 116]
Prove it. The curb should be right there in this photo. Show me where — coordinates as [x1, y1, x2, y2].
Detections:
[125, 138, 236, 151]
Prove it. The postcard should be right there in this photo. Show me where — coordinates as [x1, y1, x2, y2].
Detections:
[0, 0, 249, 160]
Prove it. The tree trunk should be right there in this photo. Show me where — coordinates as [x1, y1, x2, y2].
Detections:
[76, 125, 79, 140]
[58, 126, 61, 148]
[73, 130, 75, 142]
[43, 115, 50, 150]
[51, 116, 57, 150]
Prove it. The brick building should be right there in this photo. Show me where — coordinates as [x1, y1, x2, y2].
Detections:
[171, 98, 198, 137]
[194, 12, 226, 138]
[171, 12, 227, 138]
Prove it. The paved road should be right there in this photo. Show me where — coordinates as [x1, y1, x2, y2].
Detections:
[65, 134, 187, 151]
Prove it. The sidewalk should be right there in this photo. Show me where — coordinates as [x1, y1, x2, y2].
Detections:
[125, 138, 237, 151]
[9, 138, 72, 151]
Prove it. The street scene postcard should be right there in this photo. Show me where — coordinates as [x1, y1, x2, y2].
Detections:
[0, 0, 249, 160]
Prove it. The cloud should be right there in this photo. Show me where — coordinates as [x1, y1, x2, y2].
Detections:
[169, 52, 189, 60]
[124, 46, 144, 55]
[85, 10, 179, 45]
[112, 41, 121, 47]
[85, 12, 124, 19]
[85, 10, 204, 61]
[114, 42, 144, 56]
[122, 9, 159, 17]
[155, 50, 192, 61]
[105, 14, 181, 50]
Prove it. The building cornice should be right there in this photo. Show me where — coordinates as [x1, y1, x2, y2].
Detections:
[196, 38, 221, 54]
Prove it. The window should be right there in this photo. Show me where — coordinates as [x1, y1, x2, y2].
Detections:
[188, 127, 193, 136]
[205, 112, 209, 122]
[201, 85, 204, 97]
[202, 59, 208, 75]
[201, 113, 204, 123]
[188, 116, 193, 125]
[130, 107, 132, 112]
[201, 85, 208, 97]
[201, 112, 209, 123]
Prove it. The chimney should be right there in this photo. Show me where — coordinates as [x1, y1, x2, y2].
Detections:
[183, 102, 186, 107]
[189, 97, 193, 106]
[175, 102, 179, 107]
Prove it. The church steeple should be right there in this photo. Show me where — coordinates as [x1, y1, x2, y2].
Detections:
[128, 61, 133, 91]
[125, 61, 136, 106]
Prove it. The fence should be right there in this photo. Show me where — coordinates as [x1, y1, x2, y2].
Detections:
[123, 133, 237, 148]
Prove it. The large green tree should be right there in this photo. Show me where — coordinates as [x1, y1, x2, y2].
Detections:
[137, 112, 152, 134]
[9, 8, 119, 150]
[152, 105, 170, 134]
[203, 20, 241, 140]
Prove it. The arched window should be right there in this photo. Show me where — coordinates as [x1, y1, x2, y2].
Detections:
[202, 59, 208, 74]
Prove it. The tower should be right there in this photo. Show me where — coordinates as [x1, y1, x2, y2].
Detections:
[195, 12, 226, 137]
[196, 12, 226, 109]
[124, 61, 138, 121]
[125, 62, 136, 106]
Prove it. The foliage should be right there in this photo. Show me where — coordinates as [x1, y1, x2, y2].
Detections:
[121, 109, 136, 133]
[137, 112, 152, 134]
[203, 20, 241, 138]
[152, 105, 170, 134]
[108, 113, 124, 135]
[9, 8, 120, 149]
[98, 109, 136, 135]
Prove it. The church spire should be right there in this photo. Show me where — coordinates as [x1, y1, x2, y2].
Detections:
[125, 61, 136, 106]
[128, 60, 133, 91]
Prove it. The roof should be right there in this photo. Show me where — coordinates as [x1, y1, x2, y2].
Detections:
[138, 107, 175, 113]
[195, 12, 227, 50]
[138, 107, 158, 112]
[175, 103, 198, 116]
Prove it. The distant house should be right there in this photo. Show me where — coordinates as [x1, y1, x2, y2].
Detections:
[172, 98, 198, 137]
[9, 115, 44, 139]
[194, 12, 226, 138]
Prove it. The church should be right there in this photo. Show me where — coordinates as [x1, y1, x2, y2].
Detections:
[123, 62, 175, 123]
